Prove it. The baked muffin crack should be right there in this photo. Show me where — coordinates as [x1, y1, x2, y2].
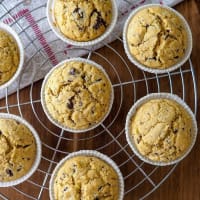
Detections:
[53, 156, 119, 200]
[44, 61, 112, 129]
[0, 119, 36, 181]
[131, 99, 192, 162]
[127, 6, 187, 69]
[54, 0, 112, 41]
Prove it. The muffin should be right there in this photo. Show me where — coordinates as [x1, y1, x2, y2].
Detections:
[0, 22, 24, 90]
[47, 0, 118, 46]
[54, 0, 112, 42]
[125, 93, 197, 165]
[0, 118, 36, 182]
[49, 151, 124, 200]
[41, 58, 113, 132]
[123, 4, 192, 73]
[0, 30, 19, 85]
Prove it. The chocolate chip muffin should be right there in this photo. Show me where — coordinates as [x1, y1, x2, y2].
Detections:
[43, 59, 112, 130]
[53, 0, 112, 42]
[130, 99, 192, 162]
[0, 30, 19, 85]
[53, 156, 119, 200]
[126, 6, 188, 69]
[0, 118, 36, 182]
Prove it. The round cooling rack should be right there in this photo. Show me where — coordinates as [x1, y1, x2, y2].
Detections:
[0, 1, 198, 200]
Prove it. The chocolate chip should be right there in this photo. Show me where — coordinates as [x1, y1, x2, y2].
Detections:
[173, 129, 178, 134]
[0, 130, 2, 135]
[72, 164, 77, 173]
[94, 197, 99, 200]
[63, 187, 68, 192]
[174, 56, 179, 59]
[69, 68, 76, 75]
[73, 7, 84, 19]
[6, 169, 13, 177]
[81, 74, 85, 79]
[91, 9, 107, 30]
[67, 102, 73, 109]
[67, 96, 75, 109]
[98, 186, 103, 191]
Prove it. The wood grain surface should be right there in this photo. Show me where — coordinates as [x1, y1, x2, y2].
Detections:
[0, 0, 199, 199]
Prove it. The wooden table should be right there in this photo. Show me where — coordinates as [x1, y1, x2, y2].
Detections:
[0, 0, 199, 199]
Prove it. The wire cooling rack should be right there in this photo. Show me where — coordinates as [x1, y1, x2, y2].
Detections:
[0, 0, 197, 200]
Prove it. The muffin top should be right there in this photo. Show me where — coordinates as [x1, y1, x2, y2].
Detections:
[126, 6, 187, 69]
[44, 61, 112, 130]
[54, 0, 112, 42]
[0, 118, 36, 182]
[130, 99, 192, 162]
[53, 156, 119, 200]
[0, 30, 19, 85]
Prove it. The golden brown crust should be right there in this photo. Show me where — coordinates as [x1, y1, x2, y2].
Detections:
[0, 119, 36, 182]
[0, 30, 19, 85]
[127, 6, 187, 69]
[53, 156, 119, 200]
[130, 99, 192, 162]
[44, 61, 112, 130]
[54, 0, 112, 41]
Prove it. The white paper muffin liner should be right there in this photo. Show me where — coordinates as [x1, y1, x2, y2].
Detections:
[49, 150, 124, 200]
[46, 0, 118, 47]
[41, 57, 114, 133]
[123, 4, 193, 74]
[0, 22, 24, 90]
[0, 113, 42, 187]
[125, 93, 198, 166]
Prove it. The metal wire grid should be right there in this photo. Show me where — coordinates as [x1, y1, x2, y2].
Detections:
[0, 0, 197, 200]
